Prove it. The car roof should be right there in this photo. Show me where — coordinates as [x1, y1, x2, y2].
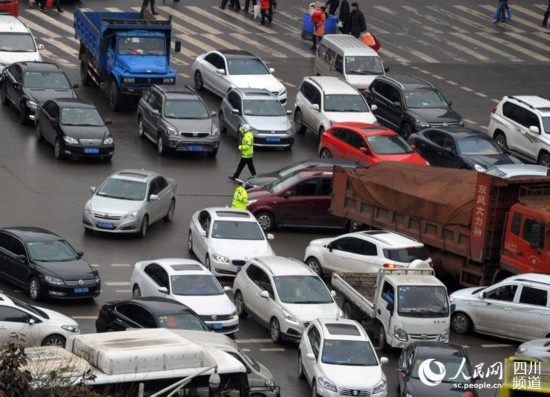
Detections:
[110, 169, 159, 181]
[113, 297, 194, 314]
[376, 74, 434, 90]
[421, 127, 490, 140]
[317, 318, 369, 341]
[505, 95, 550, 112]
[321, 34, 379, 55]
[502, 273, 550, 287]
[331, 122, 393, 135]
[50, 98, 95, 108]
[0, 226, 61, 242]
[0, 16, 30, 33]
[218, 49, 257, 59]
[354, 230, 422, 247]
[205, 208, 257, 222]
[142, 258, 210, 275]
[251, 256, 317, 276]
[18, 62, 62, 72]
[305, 76, 360, 95]
[411, 342, 468, 360]
[292, 158, 363, 168]
[0, 294, 17, 306]
[151, 84, 201, 100]
[485, 164, 550, 178]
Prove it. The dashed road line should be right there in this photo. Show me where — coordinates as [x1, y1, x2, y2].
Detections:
[115, 290, 132, 293]
[72, 316, 97, 320]
[111, 264, 131, 267]
[481, 344, 516, 348]
[235, 338, 273, 344]
[260, 348, 286, 352]
[104, 282, 131, 286]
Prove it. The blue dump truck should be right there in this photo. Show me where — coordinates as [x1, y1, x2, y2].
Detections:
[75, 9, 179, 111]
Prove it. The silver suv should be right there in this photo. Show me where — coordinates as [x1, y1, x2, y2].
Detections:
[488, 95, 550, 167]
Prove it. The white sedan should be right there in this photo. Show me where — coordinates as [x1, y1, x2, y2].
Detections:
[0, 294, 80, 347]
[130, 258, 239, 334]
[188, 207, 275, 277]
[191, 49, 287, 104]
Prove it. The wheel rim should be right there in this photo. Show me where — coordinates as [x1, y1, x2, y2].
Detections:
[44, 336, 64, 347]
[320, 149, 331, 159]
[495, 135, 507, 149]
[452, 314, 468, 334]
[109, 81, 117, 109]
[141, 217, 148, 237]
[133, 286, 141, 298]
[187, 231, 193, 252]
[167, 202, 174, 220]
[157, 136, 164, 154]
[235, 293, 244, 314]
[307, 258, 321, 275]
[257, 214, 272, 231]
[540, 154, 550, 167]
[30, 280, 39, 299]
[138, 119, 144, 136]
[378, 326, 385, 349]
[295, 111, 302, 131]
[270, 319, 280, 341]
[194, 71, 203, 89]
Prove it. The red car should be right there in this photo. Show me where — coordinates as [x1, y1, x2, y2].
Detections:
[247, 167, 348, 232]
[318, 122, 428, 166]
[0, 0, 18, 16]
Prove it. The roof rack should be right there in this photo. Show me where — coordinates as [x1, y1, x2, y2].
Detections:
[508, 96, 537, 111]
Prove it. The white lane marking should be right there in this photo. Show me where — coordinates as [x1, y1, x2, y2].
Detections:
[475, 92, 488, 98]
[91, 264, 99, 267]
[72, 316, 97, 320]
[186, 6, 248, 34]
[477, 31, 550, 62]
[41, 37, 79, 59]
[17, 15, 61, 38]
[260, 34, 314, 59]
[241, 348, 251, 352]
[230, 33, 286, 58]
[481, 344, 515, 348]
[235, 338, 273, 343]
[104, 282, 131, 286]
[463, 119, 477, 125]
[111, 264, 131, 267]
[449, 32, 524, 63]
[154, 6, 223, 35]
[260, 348, 285, 352]
[377, 47, 410, 65]
[115, 290, 132, 293]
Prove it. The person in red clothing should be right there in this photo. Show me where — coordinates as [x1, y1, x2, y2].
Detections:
[311, 6, 327, 50]
[259, 0, 272, 25]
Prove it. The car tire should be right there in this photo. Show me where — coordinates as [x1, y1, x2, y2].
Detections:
[139, 215, 148, 238]
[256, 212, 275, 232]
[400, 122, 413, 139]
[207, 148, 218, 158]
[187, 230, 194, 253]
[42, 334, 66, 347]
[137, 117, 146, 138]
[218, 111, 227, 134]
[1, 83, 8, 106]
[294, 109, 306, 134]
[35, 123, 44, 142]
[205, 255, 211, 271]
[54, 139, 64, 160]
[103, 155, 112, 162]
[270, 317, 282, 344]
[157, 133, 166, 156]
[297, 352, 305, 379]
[163, 199, 175, 222]
[319, 148, 332, 159]
[19, 102, 29, 125]
[234, 291, 248, 319]
[305, 257, 322, 277]
[80, 56, 92, 87]
[312, 381, 319, 397]
[194, 70, 204, 91]
[378, 322, 389, 351]
[494, 132, 508, 151]
[108, 77, 123, 112]
[538, 151, 550, 167]
[29, 277, 42, 301]
[132, 284, 141, 298]
[451, 312, 472, 335]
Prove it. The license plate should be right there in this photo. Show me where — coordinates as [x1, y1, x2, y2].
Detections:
[266, 137, 280, 143]
[189, 145, 203, 151]
[97, 222, 114, 229]
[74, 287, 89, 293]
[211, 322, 223, 330]
[84, 147, 100, 154]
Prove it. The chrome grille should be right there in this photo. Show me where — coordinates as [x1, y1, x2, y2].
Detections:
[339, 387, 371, 396]
[409, 333, 439, 340]
[92, 213, 121, 220]
[180, 132, 209, 138]
[199, 314, 233, 321]
[430, 122, 459, 127]
[232, 260, 245, 267]
[79, 139, 102, 145]
[65, 279, 96, 287]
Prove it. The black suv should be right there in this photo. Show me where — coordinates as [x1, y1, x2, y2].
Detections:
[136, 85, 220, 157]
[363, 74, 463, 138]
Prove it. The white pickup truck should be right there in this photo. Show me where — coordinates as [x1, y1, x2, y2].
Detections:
[332, 266, 450, 350]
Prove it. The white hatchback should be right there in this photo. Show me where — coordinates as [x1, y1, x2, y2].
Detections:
[298, 318, 388, 397]
[130, 258, 239, 334]
[188, 207, 275, 277]
[233, 256, 341, 343]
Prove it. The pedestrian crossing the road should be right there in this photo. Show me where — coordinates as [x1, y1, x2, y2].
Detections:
[17, 2, 550, 71]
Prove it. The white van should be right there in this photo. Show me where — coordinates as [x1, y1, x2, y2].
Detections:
[0, 16, 43, 71]
[314, 34, 386, 90]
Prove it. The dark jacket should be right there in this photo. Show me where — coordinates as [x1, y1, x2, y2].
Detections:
[326, 0, 339, 15]
[350, 8, 367, 38]
[339, 0, 351, 34]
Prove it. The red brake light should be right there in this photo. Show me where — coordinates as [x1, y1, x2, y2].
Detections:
[491, 106, 497, 114]
[384, 263, 396, 268]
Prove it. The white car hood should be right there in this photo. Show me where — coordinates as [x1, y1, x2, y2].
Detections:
[0, 51, 41, 69]
[450, 287, 485, 302]
[308, 237, 333, 247]
[38, 306, 78, 326]
[345, 74, 378, 90]
[284, 302, 339, 321]
[88, 195, 144, 215]
[319, 364, 384, 388]
[172, 294, 236, 316]
[211, 239, 273, 259]
[326, 111, 378, 124]
[229, 75, 284, 93]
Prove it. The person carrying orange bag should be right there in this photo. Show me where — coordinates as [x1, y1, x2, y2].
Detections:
[311, 5, 326, 50]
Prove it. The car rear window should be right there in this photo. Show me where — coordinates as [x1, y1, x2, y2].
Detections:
[383, 246, 429, 262]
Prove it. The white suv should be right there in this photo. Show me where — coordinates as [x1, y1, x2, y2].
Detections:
[232, 256, 341, 343]
[304, 230, 432, 276]
[488, 95, 550, 167]
[293, 76, 378, 140]
[298, 318, 388, 397]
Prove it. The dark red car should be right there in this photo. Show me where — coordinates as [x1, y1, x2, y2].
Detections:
[247, 168, 348, 232]
[318, 122, 428, 166]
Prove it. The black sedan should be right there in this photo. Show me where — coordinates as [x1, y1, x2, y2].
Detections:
[397, 342, 479, 397]
[409, 127, 521, 171]
[0, 61, 78, 125]
[35, 99, 114, 161]
[96, 297, 210, 333]
[0, 227, 100, 301]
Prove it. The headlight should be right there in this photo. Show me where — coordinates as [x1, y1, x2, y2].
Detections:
[329, 120, 337, 126]
[415, 119, 430, 128]
[265, 379, 275, 389]
[246, 199, 257, 207]
[163, 78, 175, 84]
[26, 100, 38, 110]
[44, 276, 65, 286]
[373, 379, 387, 394]
[394, 327, 408, 342]
[425, 161, 430, 166]
[213, 254, 229, 263]
[318, 377, 337, 392]
[94, 274, 101, 284]
[63, 136, 78, 144]
[458, 119, 464, 126]
[103, 137, 113, 144]
[84, 202, 93, 216]
[123, 77, 135, 83]
[121, 211, 137, 220]
[166, 127, 177, 136]
[211, 124, 220, 136]
[279, 87, 286, 96]
[474, 164, 487, 172]
[230, 310, 237, 318]
[439, 330, 449, 342]
[61, 325, 80, 333]
[282, 309, 297, 324]
[517, 347, 527, 353]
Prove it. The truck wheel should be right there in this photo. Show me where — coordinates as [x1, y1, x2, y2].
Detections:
[194, 71, 204, 91]
[108, 78, 123, 112]
[80, 56, 92, 86]
[451, 312, 471, 335]
[378, 323, 389, 351]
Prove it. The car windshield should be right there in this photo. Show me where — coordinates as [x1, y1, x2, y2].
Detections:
[227, 58, 269, 75]
[164, 99, 210, 119]
[97, 178, 147, 201]
[321, 340, 379, 366]
[344, 56, 384, 75]
[211, 221, 264, 240]
[273, 275, 334, 304]
[27, 240, 78, 262]
[11, 296, 48, 319]
[269, 173, 302, 194]
[118, 37, 165, 55]
[324, 95, 368, 112]
[366, 134, 414, 154]
[170, 274, 224, 296]
[0, 33, 36, 52]
[543, 116, 550, 134]
[383, 246, 430, 262]
[157, 313, 209, 331]
[61, 107, 104, 126]
[404, 89, 449, 108]
[411, 356, 473, 383]
[24, 71, 71, 89]
[398, 286, 449, 317]
[243, 99, 285, 116]
[456, 138, 503, 155]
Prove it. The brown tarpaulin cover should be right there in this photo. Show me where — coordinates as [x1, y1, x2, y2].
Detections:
[344, 162, 478, 226]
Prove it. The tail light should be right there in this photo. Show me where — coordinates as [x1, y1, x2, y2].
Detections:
[491, 106, 497, 114]
[384, 263, 396, 269]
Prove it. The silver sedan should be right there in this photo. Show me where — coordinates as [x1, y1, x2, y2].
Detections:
[83, 169, 176, 238]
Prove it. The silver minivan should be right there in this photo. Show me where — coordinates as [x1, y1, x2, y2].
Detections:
[314, 34, 386, 90]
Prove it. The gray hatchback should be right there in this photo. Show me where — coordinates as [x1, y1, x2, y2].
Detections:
[137, 85, 220, 157]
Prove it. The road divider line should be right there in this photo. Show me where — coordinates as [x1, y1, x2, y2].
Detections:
[72, 316, 97, 320]
[186, 6, 248, 34]
[235, 338, 273, 343]
[259, 348, 285, 352]
[104, 282, 131, 286]
[115, 290, 131, 293]
[481, 344, 515, 348]
[111, 264, 131, 267]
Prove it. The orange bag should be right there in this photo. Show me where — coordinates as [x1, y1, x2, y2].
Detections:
[360, 32, 381, 52]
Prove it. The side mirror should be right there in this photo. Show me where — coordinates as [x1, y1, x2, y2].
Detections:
[286, 109, 292, 115]
[312, 104, 320, 111]
[359, 147, 369, 154]
[384, 66, 389, 72]
[158, 287, 169, 294]
[76, 251, 84, 259]
[210, 110, 217, 117]
[330, 290, 336, 298]
[392, 101, 402, 108]
[90, 186, 96, 193]
[386, 302, 394, 314]
[282, 190, 292, 198]
[199, 229, 206, 237]
[216, 68, 226, 75]
[447, 100, 453, 106]
[306, 353, 315, 361]
[269, 67, 275, 73]
[370, 104, 377, 111]
[73, 83, 80, 89]
[231, 108, 240, 115]
[152, 109, 160, 116]
[28, 318, 36, 325]
[37, 44, 45, 50]
[478, 291, 486, 299]
[267, 233, 274, 240]
[326, 243, 333, 252]
[223, 286, 231, 292]
[380, 357, 389, 365]
[104, 119, 112, 125]
[16, 254, 27, 263]
[149, 194, 159, 201]
[259, 290, 270, 299]
[529, 126, 541, 134]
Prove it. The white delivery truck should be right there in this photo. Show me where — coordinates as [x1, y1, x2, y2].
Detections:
[332, 266, 450, 350]
[24, 328, 249, 397]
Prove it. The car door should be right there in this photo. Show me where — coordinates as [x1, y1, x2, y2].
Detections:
[275, 177, 324, 227]
[505, 103, 543, 160]
[192, 210, 211, 263]
[4, 64, 22, 105]
[145, 92, 163, 141]
[349, 238, 380, 271]
[422, 130, 456, 168]
[225, 91, 243, 135]
[243, 265, 273, 324]
[378, 281, 395, 340]
[347, 130, 375, 165]
[370, 81, 401, 131]
[204, 53, 226, 96]
[142, 263, 164, 296]
[9, 237, 31, 286]
[322, 237, 358, 272]
[146, 177, 164, 223]
[40, 101, 59, 145]
[0, 306, 34, 347]
[473, 284, 517, 337]
[139, 90, 154, 137]
[302, 82, 321, 131]
[152, 176, 171, 223]
[414, 130, 443, 166]
[513, 286, 549, 340]
[116, 303, 157, 329]
[302, 325, 321, 384]
[0, 232, 17, 282]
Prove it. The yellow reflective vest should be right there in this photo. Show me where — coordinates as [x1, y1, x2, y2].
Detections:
[232, 185, 248, 209]
[238, 130, 254, 159]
